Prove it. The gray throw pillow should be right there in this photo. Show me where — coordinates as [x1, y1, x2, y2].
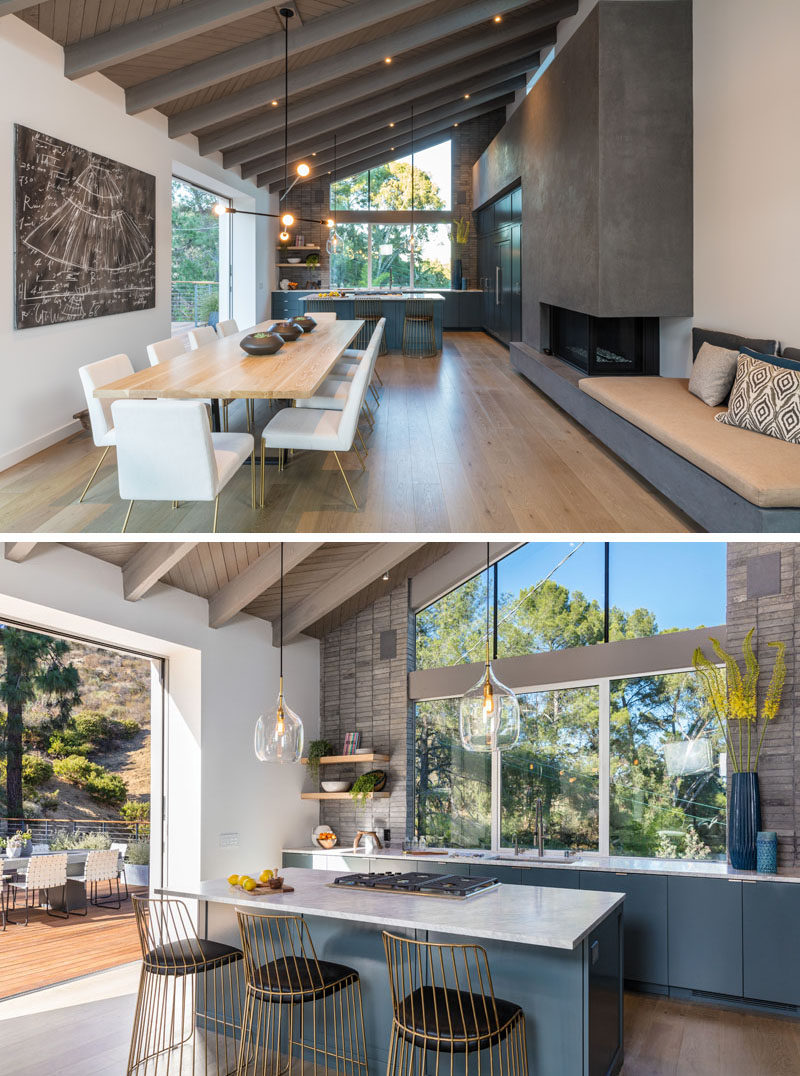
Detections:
[688, 342, 740, 405]
[716, 352, 800, 444]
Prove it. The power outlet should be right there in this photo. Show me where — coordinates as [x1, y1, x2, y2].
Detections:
[219, 832, 239, 848]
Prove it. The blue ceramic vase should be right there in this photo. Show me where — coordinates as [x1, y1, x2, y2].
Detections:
[756, 831, 778, 874]
[729, 771, 761, 870]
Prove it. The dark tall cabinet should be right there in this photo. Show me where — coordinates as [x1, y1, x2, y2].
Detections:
[476, 187, 522, 345]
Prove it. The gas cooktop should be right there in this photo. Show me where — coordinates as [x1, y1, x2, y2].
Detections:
[331, 871, 499, 900]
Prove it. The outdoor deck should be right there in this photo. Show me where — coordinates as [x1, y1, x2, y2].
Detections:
[0, 886, 146, 999]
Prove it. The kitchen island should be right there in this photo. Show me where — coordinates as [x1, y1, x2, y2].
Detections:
[299, 291, 445, 350]
[159, 866, 624, 1075]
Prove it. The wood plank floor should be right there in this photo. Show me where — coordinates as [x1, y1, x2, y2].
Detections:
[0, 885, 146, 999]
[1, 979, 798, 1075]
[0, 333, 696, 534]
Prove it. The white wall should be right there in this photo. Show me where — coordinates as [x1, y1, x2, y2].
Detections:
[0, 544, 320, 889]
[693, 0, 800, 363]
[0, 16, 276, 470]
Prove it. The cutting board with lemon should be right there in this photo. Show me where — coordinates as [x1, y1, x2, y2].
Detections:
[227, 869, 295, 894]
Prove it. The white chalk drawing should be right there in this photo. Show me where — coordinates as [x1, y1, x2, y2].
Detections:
[14, 125, 156, 329]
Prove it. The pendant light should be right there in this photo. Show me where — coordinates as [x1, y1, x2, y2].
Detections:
[459, 545, 520, 753]
[406, 103, 416, 254]
[326, 133, 343, 256]
[254, 544, 304, 764]
[277, 7, 311, 243]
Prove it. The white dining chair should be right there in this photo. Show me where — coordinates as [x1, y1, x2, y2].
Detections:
[216, 318, 239, 338]
[110, 842, 129, 902]
[260, 329, 379, 510]
[146, 335, 217, 428]
[8, 852, 69, 923]
[77, 352, 134, 503]
[187, 326, 243, 432]
[73, 848, 125, 911]
[112, 400, 255, 532]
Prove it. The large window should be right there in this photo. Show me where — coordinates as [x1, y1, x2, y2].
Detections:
[171, 177, 230, 335]
[413, 542, 728, 862]
[329, 141, 451, 289]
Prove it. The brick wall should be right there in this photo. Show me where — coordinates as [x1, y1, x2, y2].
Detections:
[279, 177, 332, 289]
[316, 583, 413, 846]
[726, 543, 799, 867]
[451, 108, 507, 287]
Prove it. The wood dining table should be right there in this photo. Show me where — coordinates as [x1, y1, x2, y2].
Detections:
[94, 312, 364, 432]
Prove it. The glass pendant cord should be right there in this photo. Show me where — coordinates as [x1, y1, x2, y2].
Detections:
[327, 134, 341, 256]
[481, 543, 492, 722]
[408, 103, 415, 252]
[283, 9, 289, 198]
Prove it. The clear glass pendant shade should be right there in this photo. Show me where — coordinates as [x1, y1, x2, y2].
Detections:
[326, 229, 343, 255]
[254, 679, 304, 763]
[459, 663, 521, 752]
[406, 230, 416, 253]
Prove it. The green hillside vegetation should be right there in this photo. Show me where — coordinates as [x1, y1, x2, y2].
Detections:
[1, 635, 151, 822]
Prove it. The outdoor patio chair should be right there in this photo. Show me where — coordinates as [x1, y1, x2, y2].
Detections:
[8, 852, 69, 924]
[73, 849, 125, 912]
[111, 842, 130, 902]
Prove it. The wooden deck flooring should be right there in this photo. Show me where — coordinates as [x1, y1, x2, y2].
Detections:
[0, 886, 146, 999]
[0, 333, 695, 534]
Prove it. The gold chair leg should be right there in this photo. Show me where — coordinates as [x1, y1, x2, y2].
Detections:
[357, 428, 369, 456]
[212, 494, 220, 533]
[223, 401, 229, 432]
[260, 440, 266, 509]
[333, 452, 359, 510]
[370, 384, 380, 406]
[78, 445, 110, 502]
[353, 443, 366, 471]
[121, 501, 134, 533]
[251, 450, 256, 509]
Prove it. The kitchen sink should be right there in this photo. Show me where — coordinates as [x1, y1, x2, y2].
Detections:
[489, 852, 582, 865]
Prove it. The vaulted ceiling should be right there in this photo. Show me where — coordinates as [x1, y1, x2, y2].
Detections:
[7, 0, 577, 188]
[5, 541, 455, 640]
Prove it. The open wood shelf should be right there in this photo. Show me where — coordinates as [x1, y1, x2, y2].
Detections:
[277, 246, 320, 251]
[301, 753, 389, 765]
[300, 791, 391, 800]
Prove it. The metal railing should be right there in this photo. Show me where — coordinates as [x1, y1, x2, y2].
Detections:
[171, 279, 218, 327]
[1, 816, 149, 842]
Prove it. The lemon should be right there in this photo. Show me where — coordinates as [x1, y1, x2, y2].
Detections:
[227, 874, 240, 886]
[243, 878, 256, 892]
[259, 869, 274, 883]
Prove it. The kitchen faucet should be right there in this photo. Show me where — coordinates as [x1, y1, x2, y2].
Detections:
[535, 797, 545, 857]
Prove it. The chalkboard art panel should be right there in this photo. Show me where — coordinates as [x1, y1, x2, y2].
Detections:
[14, 125, 156, 329]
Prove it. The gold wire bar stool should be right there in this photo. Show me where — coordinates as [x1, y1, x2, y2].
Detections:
[128, 895, 244, 1075]
[354, 299, 388, 356]
[235, 910, 368, 1076]
[382, 931, 529, 1076]
[305, 298, 337, 314]
[401, 300, 437, 357]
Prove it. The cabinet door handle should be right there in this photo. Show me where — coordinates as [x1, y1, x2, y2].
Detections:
[495, 266, 500, 305]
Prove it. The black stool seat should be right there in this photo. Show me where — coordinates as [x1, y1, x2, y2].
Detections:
[396, 987, 523, 1051]
[251, 958, 358, 1001]
[144, 938, 242, 976]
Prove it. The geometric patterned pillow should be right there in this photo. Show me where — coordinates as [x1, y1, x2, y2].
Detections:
[715, 352, 800, 443]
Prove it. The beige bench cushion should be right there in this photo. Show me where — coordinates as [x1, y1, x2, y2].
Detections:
[578, 376, 800, 508]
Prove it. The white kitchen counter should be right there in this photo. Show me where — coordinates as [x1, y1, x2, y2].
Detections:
[158, 866, 623, 951]
[300, 292, 445, 301]
[283, 845, 800, 883]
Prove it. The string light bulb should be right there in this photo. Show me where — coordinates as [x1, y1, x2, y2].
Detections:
[280, 212, 294, 227]
[296, 162, 310, 177]
[279, 229, 290, 242]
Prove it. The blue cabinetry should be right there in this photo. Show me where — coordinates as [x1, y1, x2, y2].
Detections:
[580, 870, 668, 989]
[668, 876, 743, 995]
[742, 880, 800, 1005]
[468, 862, 580, 888]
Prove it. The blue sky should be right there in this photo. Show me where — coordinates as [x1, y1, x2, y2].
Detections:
[498, 542, 727, 632]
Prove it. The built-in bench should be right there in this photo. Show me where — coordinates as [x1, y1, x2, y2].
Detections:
[511, 331, 800, 532]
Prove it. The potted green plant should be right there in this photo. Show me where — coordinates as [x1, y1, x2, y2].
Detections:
[306, 739, 335, 781]
[125, 840, 150, 887]
[305, 253, 320, 268]
[693, 627, 786, 870]
[7, 829, 32, 857]
[349, 770, 386, 806]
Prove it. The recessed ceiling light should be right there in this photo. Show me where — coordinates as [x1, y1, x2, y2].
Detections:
[382, 571, 390, 581]
[453, 122, 459, 127]
[312, 151, 317, 156]
[389, 122, 395, 127]
[464, 94, 470, 99]
[272, 99, 278, 106]
[384, 56, 392, 64]
[494, 15, 502, 22]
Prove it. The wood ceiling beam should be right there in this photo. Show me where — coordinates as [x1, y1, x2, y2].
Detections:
[272, 543, 425, 646]
[4, 542, 38, 563]
[212, 37, 542, 159]
[208, 542, 323, 630]
[122, 542, 197, 602]
[261, 95, 515, 190]
[125, 0, 439, 115]
[226, 56, 532, 170]
[240, 77, 525, 179]
[64, 0, 271, 81]
[169, 0, 567, 138]
[0, 0, 44, 13]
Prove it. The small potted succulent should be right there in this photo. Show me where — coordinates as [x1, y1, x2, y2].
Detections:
[7, 829, 33, 858]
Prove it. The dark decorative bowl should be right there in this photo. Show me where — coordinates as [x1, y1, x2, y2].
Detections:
[269, 320, 304, 341]
[240, 332, 284, 356]
[291, 314, 317, 333]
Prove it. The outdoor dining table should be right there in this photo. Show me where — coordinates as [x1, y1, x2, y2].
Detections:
[93, 312, 365, 434]
[0, 849, 93, 919]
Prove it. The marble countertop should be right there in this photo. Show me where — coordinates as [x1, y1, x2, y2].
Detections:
[158, 868, 623, 951]
[283, 846, 800, 884]
[300, 292, 445, 302]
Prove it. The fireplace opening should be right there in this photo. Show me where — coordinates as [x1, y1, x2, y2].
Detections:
[547, 305, 659, 375]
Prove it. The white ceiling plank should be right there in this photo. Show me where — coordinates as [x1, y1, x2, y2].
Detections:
[122, 542, 198, 602]
[208, 542, 323, 630]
